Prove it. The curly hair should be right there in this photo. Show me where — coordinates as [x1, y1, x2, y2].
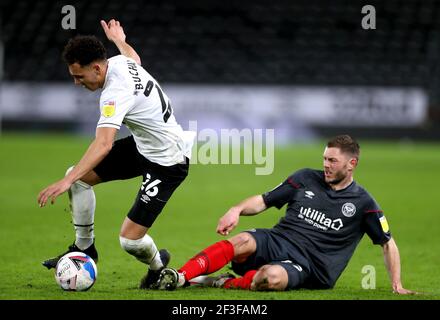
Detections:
[62, 35, 107, 66]
[327, 135, 360, 159]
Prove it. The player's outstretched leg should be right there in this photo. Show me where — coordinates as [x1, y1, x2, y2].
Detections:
[154, 240, 236, 290]
[42, 167, 98, 269]
[160, 271, 257, 290]
[190, 273, 236, 288]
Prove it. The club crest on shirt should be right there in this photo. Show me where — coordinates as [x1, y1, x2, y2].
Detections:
[341, 202, 356, 217]
[102, 101, 115, 117]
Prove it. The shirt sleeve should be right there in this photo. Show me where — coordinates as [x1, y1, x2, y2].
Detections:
[262, 170, 304, 209]
[97, 88, 135, 129]
[362, 200, 392, 245]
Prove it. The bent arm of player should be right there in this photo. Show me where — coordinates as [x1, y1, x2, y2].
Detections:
[100, 19, 142, 65]
[217, 195, 267, 236]
[217, 174, 297, 235]
[37, 127, 117, 207]
[382, 238, 417, 294]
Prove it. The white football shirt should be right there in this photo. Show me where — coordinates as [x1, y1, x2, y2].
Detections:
[97, 55, 195, 166]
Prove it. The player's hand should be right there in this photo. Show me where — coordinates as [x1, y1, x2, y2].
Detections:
[394, 288, 418, 294]
[38, 179, 72, 207]
[393, 286, 419, 295]
[100, 19, 126, 44]
[216, 207, 241, 236]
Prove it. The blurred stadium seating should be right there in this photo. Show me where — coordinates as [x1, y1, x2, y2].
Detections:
[1, 0, 440, 138]
[0, 0, 437, 85]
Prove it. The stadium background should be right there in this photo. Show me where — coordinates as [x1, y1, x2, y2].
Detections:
[0, 0, 439, 301]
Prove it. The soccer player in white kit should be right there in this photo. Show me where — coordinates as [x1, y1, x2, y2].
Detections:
[37, 19, 195, 289]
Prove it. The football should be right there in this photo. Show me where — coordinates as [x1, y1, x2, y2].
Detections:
[55, 252, 97, 291]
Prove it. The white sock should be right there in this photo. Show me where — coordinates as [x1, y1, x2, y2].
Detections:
[119, 234, 164, 270]
[66, 167, 96, 250]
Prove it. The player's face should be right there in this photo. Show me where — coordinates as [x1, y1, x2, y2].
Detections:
[68, 63, 103, 91]
[323, 147, 355, 185]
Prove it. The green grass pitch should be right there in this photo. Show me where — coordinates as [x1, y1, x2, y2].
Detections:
[0, 133, 439, 300]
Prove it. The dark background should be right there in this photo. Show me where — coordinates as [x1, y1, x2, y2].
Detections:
[1, 0, 440, 139]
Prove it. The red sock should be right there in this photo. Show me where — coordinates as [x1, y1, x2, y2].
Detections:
[224, 270, 257, 290]
[178, 240, 234, 281]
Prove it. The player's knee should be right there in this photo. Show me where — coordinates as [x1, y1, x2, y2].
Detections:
[229, 232, 256, 261]
[229, 232, 254, 249]
[253, 265, 285, 291]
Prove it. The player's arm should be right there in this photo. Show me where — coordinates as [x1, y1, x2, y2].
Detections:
[63, 127, 117, 185]
[100, 19, 141, 65]
[363, 205, 417, 295]
[217, 195, 267, 236]
[382, 238, 417, 294]
[37, 127, 117, 207]
[217, 173, 300, 235]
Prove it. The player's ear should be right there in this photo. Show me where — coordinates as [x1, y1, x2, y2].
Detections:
[92, 63, 101, 74]
[349, 157, 358, 169]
